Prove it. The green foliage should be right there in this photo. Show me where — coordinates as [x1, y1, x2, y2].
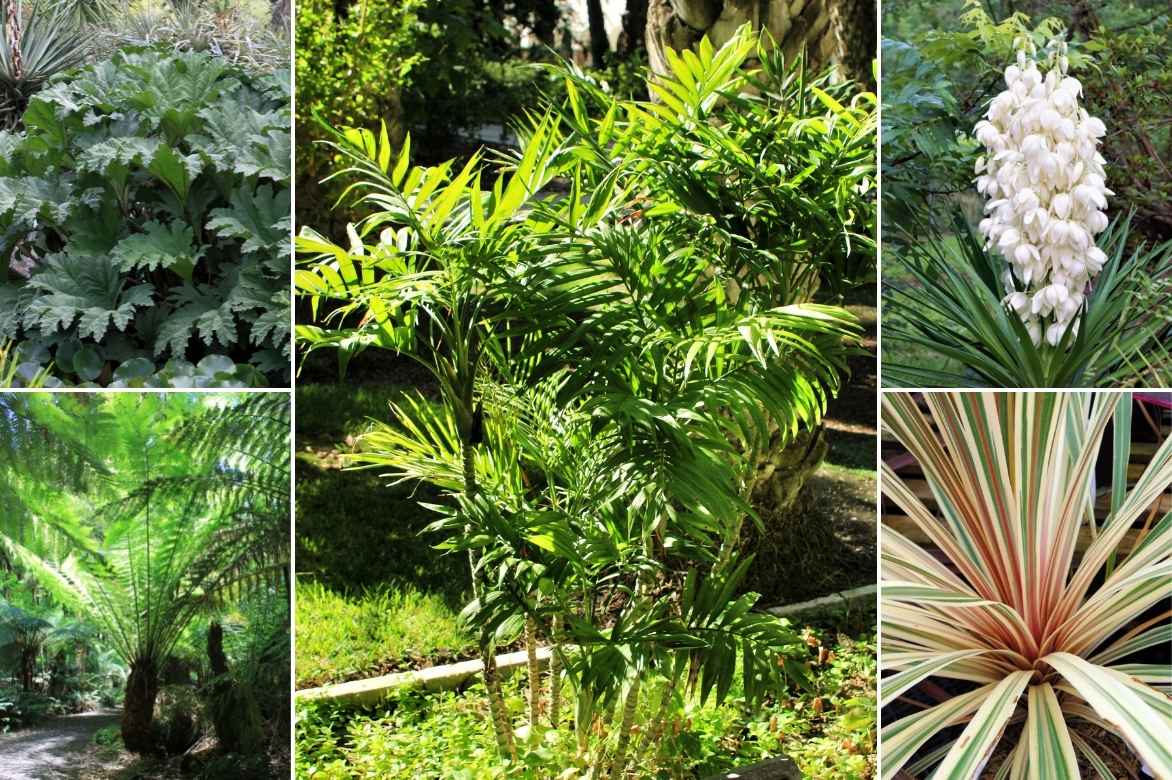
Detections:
[1082, 17, 1172, 241]
[86, 0, 289, 73]
[295, 626, 876, 779]
[295, 581, 471, 689]
[883, 210, 1172, 387]
[0, 50, 291, 387]
[297, 25, 872, 769]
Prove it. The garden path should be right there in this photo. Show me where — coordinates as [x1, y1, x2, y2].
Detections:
[0, 710, 120, 780]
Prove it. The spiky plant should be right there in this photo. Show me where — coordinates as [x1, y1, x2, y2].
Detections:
[880, 392, 1172, 778]
[0, 1, 86, 128]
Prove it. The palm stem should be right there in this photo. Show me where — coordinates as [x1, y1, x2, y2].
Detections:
[607, 675, 641, 779]
[525, 612, 541, 728]
[548, 613, 563, 729]
[481, 639, 516, 760]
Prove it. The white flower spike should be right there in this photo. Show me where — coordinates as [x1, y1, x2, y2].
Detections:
[974, 37, 1112, 347]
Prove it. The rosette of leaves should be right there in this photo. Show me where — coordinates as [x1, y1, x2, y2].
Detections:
[0, 50, 291, 387]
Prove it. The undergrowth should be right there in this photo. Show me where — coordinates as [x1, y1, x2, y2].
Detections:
[296, 626, 876, 779]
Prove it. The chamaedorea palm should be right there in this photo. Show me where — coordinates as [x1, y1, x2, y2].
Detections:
[297, 115, 583, 757]
[367, 373, 813, 774]
[880, 392, 1172, 778]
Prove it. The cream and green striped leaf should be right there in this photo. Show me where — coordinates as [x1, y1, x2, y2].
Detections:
[880, 649, 988, 708]
[1044, 652, 1172, 776]
[930, 671, 1032, 779]
[1024, 683, 1079, 780]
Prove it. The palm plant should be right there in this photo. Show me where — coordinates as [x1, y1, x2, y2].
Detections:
[298, 26, 869, 769]
[883, 211, 1172, 388]
[0, 393, 289, 751]
[880, 392, 1172, 778]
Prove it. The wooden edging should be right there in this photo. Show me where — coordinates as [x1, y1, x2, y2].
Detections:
[296, 585, 878, 707]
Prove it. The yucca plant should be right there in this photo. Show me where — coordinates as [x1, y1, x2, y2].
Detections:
[883, 210, 1172, 388]
[0, 1, 86, 128]
[880, 391, 1172, 778]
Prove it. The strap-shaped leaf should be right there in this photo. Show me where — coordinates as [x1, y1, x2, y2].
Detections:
[1025, 683, 1080, 780]
[881, 683, 994, 779]
[881, 649, 987, 708]
[1044, 652, 1172, 776]
[931, 670, 1031, 779]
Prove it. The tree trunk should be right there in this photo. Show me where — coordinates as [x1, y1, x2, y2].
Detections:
[19, 646, 34, 691]
[646, 0, 875, 88]
[619, 0, 648, 58]
[587, 0, 609, 67]
[3, 0, 22, 80]
[121, 658, 159, 754]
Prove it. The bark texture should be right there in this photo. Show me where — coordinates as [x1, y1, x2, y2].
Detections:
[121, 659, 159, 754]
[646, 0, 875, 87]
[3, 1, 22, 80]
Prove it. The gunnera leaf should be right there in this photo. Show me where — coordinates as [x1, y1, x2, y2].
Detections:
[24, 254, 154, 340]
[206, 184, 291, 255]
[111, 221, 204, 279]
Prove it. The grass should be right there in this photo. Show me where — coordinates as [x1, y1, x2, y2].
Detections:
[295, 381, 473, 690]
[295, 384, 409, 442]
[294, 382, 469, 598]
[295, 581, 473, 690]
[297, 621, 876, 779]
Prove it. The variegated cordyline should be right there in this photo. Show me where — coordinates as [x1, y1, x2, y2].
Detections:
[880, 392, 1172, 779]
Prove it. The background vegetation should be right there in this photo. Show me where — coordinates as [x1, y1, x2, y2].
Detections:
[881, 0, 1172, 384]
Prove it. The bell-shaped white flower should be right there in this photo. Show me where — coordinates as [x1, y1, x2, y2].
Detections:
[973, 37, 1111, 348]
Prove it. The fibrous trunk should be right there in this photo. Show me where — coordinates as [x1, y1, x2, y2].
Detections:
[646, 0, 876, 87]
[3, 1, 21, 80]
[121, 658, 159, 754]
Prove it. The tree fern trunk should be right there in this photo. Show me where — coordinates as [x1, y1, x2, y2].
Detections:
[548, 614, 563, 728]
[525, 613, 541, 727]
[121, 657, 159, 754]
[607, 676, 642, 779]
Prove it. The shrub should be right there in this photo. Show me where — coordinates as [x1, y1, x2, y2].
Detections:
[0, 49, 291, 387]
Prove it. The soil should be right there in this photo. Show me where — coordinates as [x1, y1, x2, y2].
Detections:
[0, 710, 127, 780]
[740, 300, 877, 606]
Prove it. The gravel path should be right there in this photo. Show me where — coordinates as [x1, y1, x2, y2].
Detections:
[0, 710, 120, 780]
